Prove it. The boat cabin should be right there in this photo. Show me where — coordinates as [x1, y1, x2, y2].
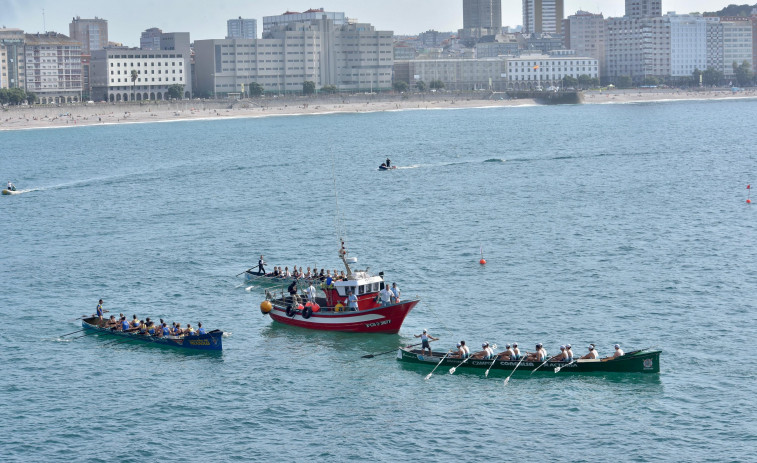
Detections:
[324, 271, 384, 308]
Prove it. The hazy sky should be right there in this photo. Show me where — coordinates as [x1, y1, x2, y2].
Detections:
[2, 0, 728, 45]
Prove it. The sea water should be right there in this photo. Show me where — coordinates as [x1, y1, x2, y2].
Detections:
[1, 99, 756, 461]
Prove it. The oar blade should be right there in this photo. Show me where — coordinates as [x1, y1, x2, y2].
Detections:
[361, 354, 375, 359]
[554, 366, 561, 373]
[424, 373, 432, 381]
[485, 370, 490, 377]
[503, 377, 510, 386]
[449, 367, 456, 374]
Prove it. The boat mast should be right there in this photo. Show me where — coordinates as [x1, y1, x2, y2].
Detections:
[338, 239, 353, 279]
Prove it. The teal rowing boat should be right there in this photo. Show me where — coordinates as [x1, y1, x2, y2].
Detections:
[397, 347, 661, 374]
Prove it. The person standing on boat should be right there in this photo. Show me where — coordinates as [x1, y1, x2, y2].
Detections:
[613, 344, 624, 358]
[414, 329, 438, 357]
[346, 291, 358, 311]
[7, 181, 16, 191]
[580, 345, 599, 360]
[379, 286, 392, 306]
[390, 283, 401, 302]
[385, 158, 391, 168]
[257, 255, 266, 274]
[306, 282, 316, 303]
[96, 299, 104, 322]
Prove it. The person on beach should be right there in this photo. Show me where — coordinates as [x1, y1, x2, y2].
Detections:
[414, 329, 438, 356]
[257, 255, 266, 274]
[580, 345, 599, 360]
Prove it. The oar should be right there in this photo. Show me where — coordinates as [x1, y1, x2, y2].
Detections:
[554, 359, 576, 373]
[484, 346, 503, 378]
[60, 328, 86, 337]
[69, 332, 94, 340]
[503, 356, 526, 385]
[424, 350, 452, 380]
[449, 354, 472, 375]
[68, 310, 109, 322]
[361, 340, 434, 359]
[236, 267, 255, 277]
[530, 357, 554, 375]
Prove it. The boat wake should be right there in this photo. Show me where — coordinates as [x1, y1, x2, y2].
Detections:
[396, 164, 420, 170]
[222, 331, 232, 338]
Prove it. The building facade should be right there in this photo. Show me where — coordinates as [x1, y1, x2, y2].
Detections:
[721, 17, 753, 76]
[605, 16, 670, 82]
[565, 11, 605, 78]
[463, 0, 502, 33]
[24, 32, 82, 104]
[625, 0, 662, 19]
[140, 28, 162, 50]
[506, 52, 598, 89]
[194, 18, 392, 97]
[0, 29, 26, 90]
[405, 57, 508, 91]
[522, 0, 564, 35]
[475, 34, 521, 58]
[90, 48, 188, 102]
[68, 16, 108, 56]
[227, 17, 257, 39]
[262, 9, 346, 37]
[669, 13, 707, 77]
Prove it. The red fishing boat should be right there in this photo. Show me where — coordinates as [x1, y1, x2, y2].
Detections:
[259, 241, 419, 334]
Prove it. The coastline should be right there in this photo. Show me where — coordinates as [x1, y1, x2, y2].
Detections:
[1, 88, 754, 132]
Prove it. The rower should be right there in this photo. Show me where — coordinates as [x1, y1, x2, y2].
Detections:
[565, 344, 574, 362]
[613, 344, 624, 358]
[161, 323, 170, 337]
[550, 345, 569, 362]
[512, 342, 521, 360]
[526, 343, 547, 362]
[498, 343, 514, 360]
[185, 323, 195, 335]
[450, 342, 463, 358]
[472, 342, 491, 359]
[131, 315, 140, 329]
[197, 322, 206, 335]
[460, 340, 470, 358]
[120, 316, 130, 331]
[106, 315, 117, 328]
[580, 345, 599, 360]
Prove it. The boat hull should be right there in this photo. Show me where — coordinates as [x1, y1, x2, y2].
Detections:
[81, 317, 223, 351]
[397, 348, 661, 374]
[2, 189, 18, 195]
[268, 300, 419, 334]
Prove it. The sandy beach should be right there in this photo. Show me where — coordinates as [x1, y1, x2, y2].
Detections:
[1, 88, 754, 132]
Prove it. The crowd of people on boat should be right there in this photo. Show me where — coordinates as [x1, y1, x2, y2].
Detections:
[94, 300, 207, 337]
[416, 330, 625, 362]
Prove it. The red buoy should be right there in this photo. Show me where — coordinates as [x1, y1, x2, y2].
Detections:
[748, 199, 752, 204]
[479, 259, 486, 265]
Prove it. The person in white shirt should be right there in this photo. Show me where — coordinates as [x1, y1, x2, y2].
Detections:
[306, 283, 316, 302]
[379, 287, 392, 306]
[498, 343, 514, 360]
[580, 345, 599, 359]
[345, 291, 358, 311]
[613, 344, 624, 358]
[413, 329, 438, 356]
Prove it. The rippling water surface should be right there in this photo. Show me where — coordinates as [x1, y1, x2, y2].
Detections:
[2, 99, 756, 461]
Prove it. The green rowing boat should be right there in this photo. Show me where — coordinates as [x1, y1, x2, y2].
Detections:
[397, 347, 661, 374]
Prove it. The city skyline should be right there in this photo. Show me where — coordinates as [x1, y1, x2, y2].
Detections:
[3, 0, 729, 44]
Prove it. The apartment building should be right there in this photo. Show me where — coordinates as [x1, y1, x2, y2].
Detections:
[24, 32, 82, 104]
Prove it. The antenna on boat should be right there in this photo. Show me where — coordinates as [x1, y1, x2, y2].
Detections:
[329, 146, 352, 278]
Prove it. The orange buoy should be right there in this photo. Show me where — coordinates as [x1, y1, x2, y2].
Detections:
[312, 303, 320, 313]
[260, 300, 272, 315]
[748, 199, 752, 204]
[479, 259, 486, 265]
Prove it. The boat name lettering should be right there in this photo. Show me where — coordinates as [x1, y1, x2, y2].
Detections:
[189, 339, 210, 346]
[365, 319, 391, 328]
[499, 361, 535, 367]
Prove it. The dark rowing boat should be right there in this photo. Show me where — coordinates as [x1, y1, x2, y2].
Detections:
[396, 347, 661, 374]
[81, 317, 223, 351]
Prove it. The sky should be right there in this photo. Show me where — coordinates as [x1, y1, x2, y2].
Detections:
[2, 0, 731, 46]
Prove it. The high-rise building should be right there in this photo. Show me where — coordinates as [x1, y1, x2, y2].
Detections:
[262, 9, 346, 37]
[0, 28, 25, 89]
[522, 0, 564, 35]
[669, 13, 707, 77]
[69, 16, 108, 55]
[227, 17, 257, 39]
[605, 16, 670, 82]
[140, 28, 163, 50]
[565, 11, 605, 78]
[463, 0, 502, 31]
[721, 17, 753, 76]
[24, 32, 82, 104]
[625, 0, 662, 19]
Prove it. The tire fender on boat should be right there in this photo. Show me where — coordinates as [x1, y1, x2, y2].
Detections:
[286, 305, 295, 317]
[302, 307, 312, 319]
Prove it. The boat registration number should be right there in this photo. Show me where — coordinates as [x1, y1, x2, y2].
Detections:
[365, 319, 391, 328]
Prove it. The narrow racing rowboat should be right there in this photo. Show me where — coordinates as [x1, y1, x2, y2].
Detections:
[81, 317, 223, 351]
[397, 347, 661, 374]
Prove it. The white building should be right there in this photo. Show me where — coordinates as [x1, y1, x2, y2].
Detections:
[227, 17, 257, 40]
[90, 48, 188, 102]
[506, 52, 598, 89]
[194, 18, 392, 97]
[262, 9, 346, 37]
[24, 32, 83, 104]
[406, 57, 509, 91]
[669, 13, 707, 77]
